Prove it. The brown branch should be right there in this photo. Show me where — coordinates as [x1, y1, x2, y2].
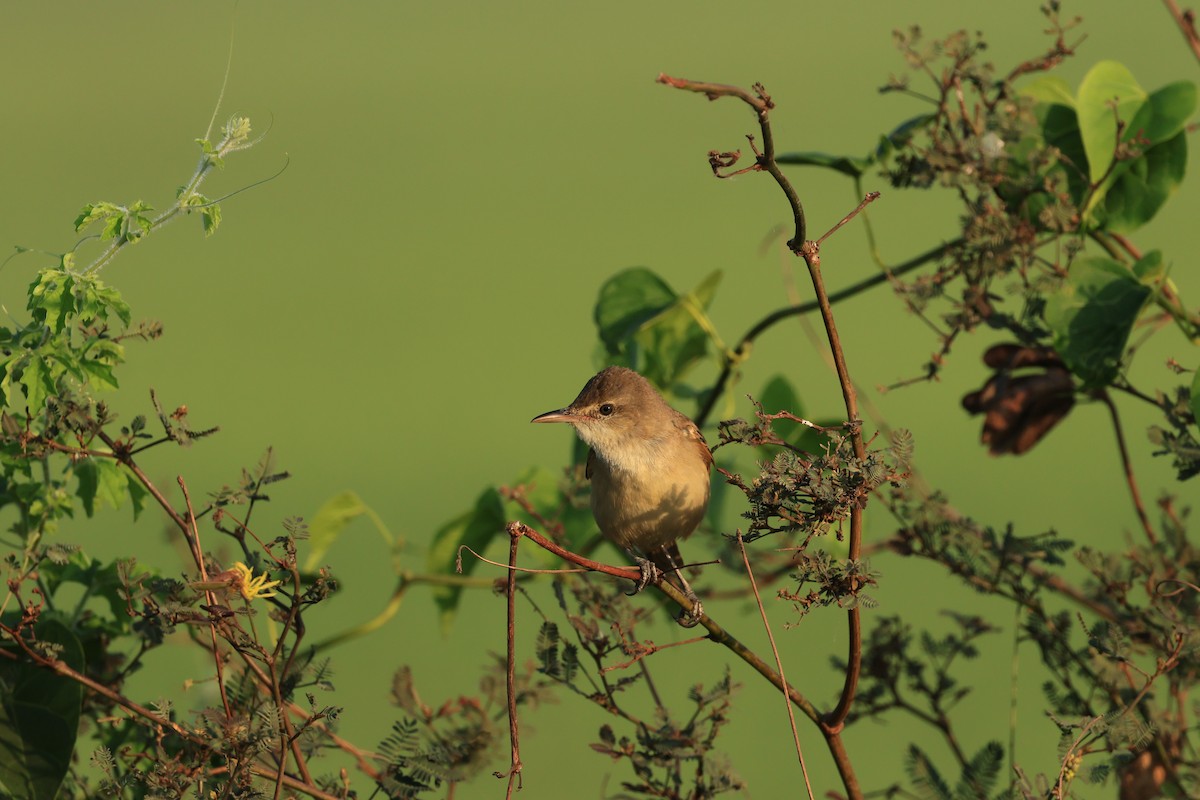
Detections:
[506, 522, 823, 722]
[1, 622, 339, 800]
[178, 477, 232, 722]
[1164, 0, 1200, 63]
[695, 239, 958, 427]
[658, 74, 807, 247]
[499, 522, 524, 797]
[660, 74, 868, 799]
[736, 533, 814, 800]
[1098, 392, 1157, 546]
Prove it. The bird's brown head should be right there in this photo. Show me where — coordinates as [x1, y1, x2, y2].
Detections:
[531, 366, 672, 455]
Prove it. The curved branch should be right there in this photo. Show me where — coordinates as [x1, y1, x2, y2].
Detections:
[506, 522, 823, 726]
[695, 239, 957, 427]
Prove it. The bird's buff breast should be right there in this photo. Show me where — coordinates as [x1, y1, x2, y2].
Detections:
[588, 448, 709, 552]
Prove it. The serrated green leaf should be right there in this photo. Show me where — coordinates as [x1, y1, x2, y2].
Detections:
[74, 460, 129, 517]
[202, 203, 222, 237]
[79, 360, 119, 392]
[0, 617, 84, 800]
[101, 214, 123, 242]
[303, 491, 394, 572]
[27, 270, 75, 334]
[19, 356, 53, 411]
[73, 202, 120, 234]
[1045, 257, 1152, 388]
[77, 278, 131, 327]
[0, 359, 14, 408]
[428, 487, 506, 631]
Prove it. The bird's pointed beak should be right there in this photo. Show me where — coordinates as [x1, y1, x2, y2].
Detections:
[531, 408, 575, 424]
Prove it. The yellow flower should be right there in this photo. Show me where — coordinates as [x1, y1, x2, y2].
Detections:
[230, 561, 281, 600]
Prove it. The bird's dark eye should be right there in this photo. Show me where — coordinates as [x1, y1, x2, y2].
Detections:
[598, 403, 615, 416]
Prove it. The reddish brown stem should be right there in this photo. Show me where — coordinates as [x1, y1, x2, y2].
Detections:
[1098, 392, 1157, 546]
[661, 74, 868, 800]
[1164, 0, 1200, 62]
[501, 524, 523, 797]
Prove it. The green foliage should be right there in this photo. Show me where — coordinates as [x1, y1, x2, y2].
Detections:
[776, 113, 935, 178]
[303, 490, 395, 572]
[0, 619, 84, 800]
[428, 486, 506, 629]
[1043, 256, 1152, 388]
[73, 201, 154, 244]
[594, 266, 722, 390]
[1026, 61, 1196, 231]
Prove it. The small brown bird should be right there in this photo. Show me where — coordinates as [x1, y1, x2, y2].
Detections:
[532, 366, 712, 626]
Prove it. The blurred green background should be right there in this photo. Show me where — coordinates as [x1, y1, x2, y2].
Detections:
[1, 2, 1195, 797]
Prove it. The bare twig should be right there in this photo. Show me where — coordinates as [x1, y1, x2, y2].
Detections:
[661, 73, 868, 800]
[500, 524, 524, 798]
[695, 239, 958, 427]
[1098, 391, 1157, 545]
[736, 532, 814, 800]
[1164, 0, 1200, 62]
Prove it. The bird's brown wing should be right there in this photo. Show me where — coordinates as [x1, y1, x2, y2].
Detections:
[672, 410, 713, 471]
[585, 448, 596, 480]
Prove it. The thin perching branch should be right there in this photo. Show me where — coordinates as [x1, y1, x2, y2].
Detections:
[660, 73, 875, 800]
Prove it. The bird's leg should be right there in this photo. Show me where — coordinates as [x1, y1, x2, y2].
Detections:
[624, 553, 661, 596]
[657, 544, 704, 628]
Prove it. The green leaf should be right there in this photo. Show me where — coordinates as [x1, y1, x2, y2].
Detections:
[40, 552, 142, 626]
[594, 267, 678, 351]
[428, 487, 506, 631]
[1045, 257, 1152, 388]
[303, 491, 394, 572]
[73, 202, 121, 234]
[18, 356, 53, 412]
[126, 473, 147, 520]
[1075, 60, 1147, 187]
[1037, 103, 1089, 203]
[1127, 80, 1197, 145]
[76, 277, 131, 327]
[775, 151, 873, 178]
[1190, 368, 1200, 429]
[954, 741, 1004, 799]
[1021, 74, 1075, 107]
[873, 114, 936, 161]
[26, 270, 75, 334]
[905, 744, 952, 800]
[202, 203, 222, 237]
[594, 267, 722, 388]
[79, 360, 119, 392]
[1131, 250, 1166, 284]
[74, 460, 130, 517]
[1100, 130, 1187, 232]
[776, 115, 934, 177]
[0, 617, 84, 800]
[759, 374, 806, 420]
